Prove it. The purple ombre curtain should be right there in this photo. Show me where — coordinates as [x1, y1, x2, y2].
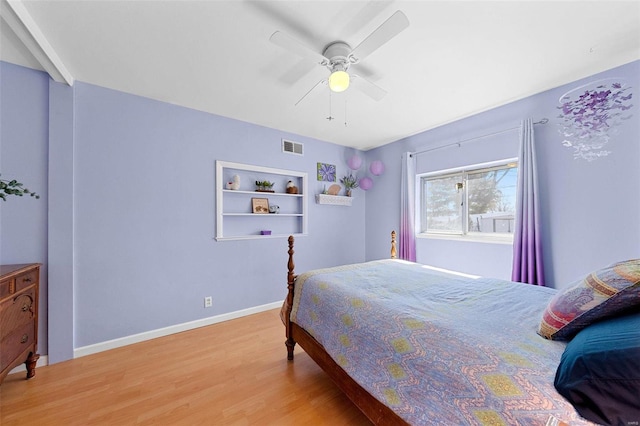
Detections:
[511, 119, 545, 285]
[400, 152, 416, 261]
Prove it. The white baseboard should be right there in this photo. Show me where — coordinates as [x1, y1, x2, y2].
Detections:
[9, 302, 282, 374]
[73, 301, 282, 359]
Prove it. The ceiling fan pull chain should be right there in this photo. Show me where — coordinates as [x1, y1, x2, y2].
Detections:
[344, 98, 348, 127]
[326, 91, 334, 121]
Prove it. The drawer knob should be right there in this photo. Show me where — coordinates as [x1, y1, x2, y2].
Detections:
[22, 304, 29, 312]
[23, 277, 32, 283]
[21, 334, 29, 344]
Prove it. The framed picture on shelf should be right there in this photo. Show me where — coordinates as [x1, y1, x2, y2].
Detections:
[252, 198, 269, 214]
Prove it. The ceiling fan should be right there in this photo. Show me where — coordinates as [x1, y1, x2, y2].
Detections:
[269, 10, 410, 106]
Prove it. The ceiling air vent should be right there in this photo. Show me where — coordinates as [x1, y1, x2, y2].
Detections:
[282, 139, 303, 156]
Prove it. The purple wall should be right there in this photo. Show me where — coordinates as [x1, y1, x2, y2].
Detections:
[47, 80, 75, 362]
[0, 62, 49, 354]
[68, 82, 366, 348]
[365, 60, 640, 288]
[1, 61, 367, 359]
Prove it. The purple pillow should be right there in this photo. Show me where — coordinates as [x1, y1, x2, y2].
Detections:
[538, 259, 640, 340]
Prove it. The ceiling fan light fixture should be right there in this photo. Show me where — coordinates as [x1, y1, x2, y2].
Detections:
[329, 70, 350, 93]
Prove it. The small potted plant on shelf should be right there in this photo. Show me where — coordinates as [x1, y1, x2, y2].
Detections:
[0, 174, 40, 201]
[340, 174, 358, 197]
[255, 180, 275, 192]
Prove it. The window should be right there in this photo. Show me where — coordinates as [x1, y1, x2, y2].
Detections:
[419, 160, 518, 239]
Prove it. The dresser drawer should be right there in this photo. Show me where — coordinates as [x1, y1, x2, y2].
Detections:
[0, 264, 39, 384]
[15, 269, 38, 293]
[0, 278, 11, 299]
[0, 321, 35, 372]
[0, 288, 37, 340]
[0, 268, 38, 299]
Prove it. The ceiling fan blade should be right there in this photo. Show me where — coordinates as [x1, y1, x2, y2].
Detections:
[349, 10, 409, 63]
[295, 79, 328, 106]
[270, 31, 328, 65]
[279, 59, 319, 85]
[351, 74, 387, 101]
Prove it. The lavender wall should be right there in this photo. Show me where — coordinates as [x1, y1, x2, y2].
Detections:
[365, 60, 640, 288]
[0, 62, 49, 354]
[1, 61, 366, 359]
[47, 80, 75, 362]
[70, 82, 365, 348]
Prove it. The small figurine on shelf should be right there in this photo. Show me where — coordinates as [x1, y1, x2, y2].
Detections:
[286, 180, 298, 194]
[226, 174, 241, 190]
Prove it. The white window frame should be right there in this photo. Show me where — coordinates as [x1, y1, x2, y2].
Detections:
[417, 158, 518, 244]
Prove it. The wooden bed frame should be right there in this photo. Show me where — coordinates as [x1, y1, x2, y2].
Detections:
[282, 231, 408, 425]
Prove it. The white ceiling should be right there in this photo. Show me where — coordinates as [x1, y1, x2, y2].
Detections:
[1, 1, 639, 150]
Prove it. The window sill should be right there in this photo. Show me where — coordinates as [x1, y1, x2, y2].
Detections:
[417, 233, 514, 245]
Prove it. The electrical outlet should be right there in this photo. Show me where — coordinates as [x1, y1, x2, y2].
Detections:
[204, 296, 213, 308]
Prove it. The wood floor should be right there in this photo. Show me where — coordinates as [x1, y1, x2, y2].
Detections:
[0, 309, 372, 425]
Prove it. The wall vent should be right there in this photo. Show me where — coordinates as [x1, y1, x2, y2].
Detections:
[282, 139, 303, 156]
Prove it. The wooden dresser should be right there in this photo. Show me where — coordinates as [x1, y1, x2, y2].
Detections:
[0, 263, 40, 385]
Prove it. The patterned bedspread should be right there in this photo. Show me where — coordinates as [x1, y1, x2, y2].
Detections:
[290, 260, 594, 425]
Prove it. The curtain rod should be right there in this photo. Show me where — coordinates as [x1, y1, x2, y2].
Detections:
[410, 118, 549, 158]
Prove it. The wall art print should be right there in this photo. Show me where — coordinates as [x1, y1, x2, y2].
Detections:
[557, 78, 634, 161]
[317, 162, 336, 182]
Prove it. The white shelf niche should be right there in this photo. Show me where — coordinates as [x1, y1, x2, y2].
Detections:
[216, 160, 308, 241]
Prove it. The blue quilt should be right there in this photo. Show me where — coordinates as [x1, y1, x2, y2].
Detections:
[290, 260, 595, 425]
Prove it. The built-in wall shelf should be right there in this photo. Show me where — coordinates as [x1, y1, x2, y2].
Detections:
[222, 189, 304, 198]
[215, 161, 308, 241]
[315, 194, 353, 206]
[222, 213, 303, 217]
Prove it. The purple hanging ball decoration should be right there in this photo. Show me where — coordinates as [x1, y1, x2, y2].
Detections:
[359, 177, 373, 191]
[347, 155, 362, 170]
[369, 160, 385, 176]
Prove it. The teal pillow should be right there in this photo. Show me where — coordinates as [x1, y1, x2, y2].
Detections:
[554, 311, 640, 425]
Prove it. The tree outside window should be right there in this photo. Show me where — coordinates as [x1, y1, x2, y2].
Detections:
[420, 162, 517, 238]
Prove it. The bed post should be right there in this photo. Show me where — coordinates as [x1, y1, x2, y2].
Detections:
[285, 235, 297, 360]
[391, 230, 397, 259]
